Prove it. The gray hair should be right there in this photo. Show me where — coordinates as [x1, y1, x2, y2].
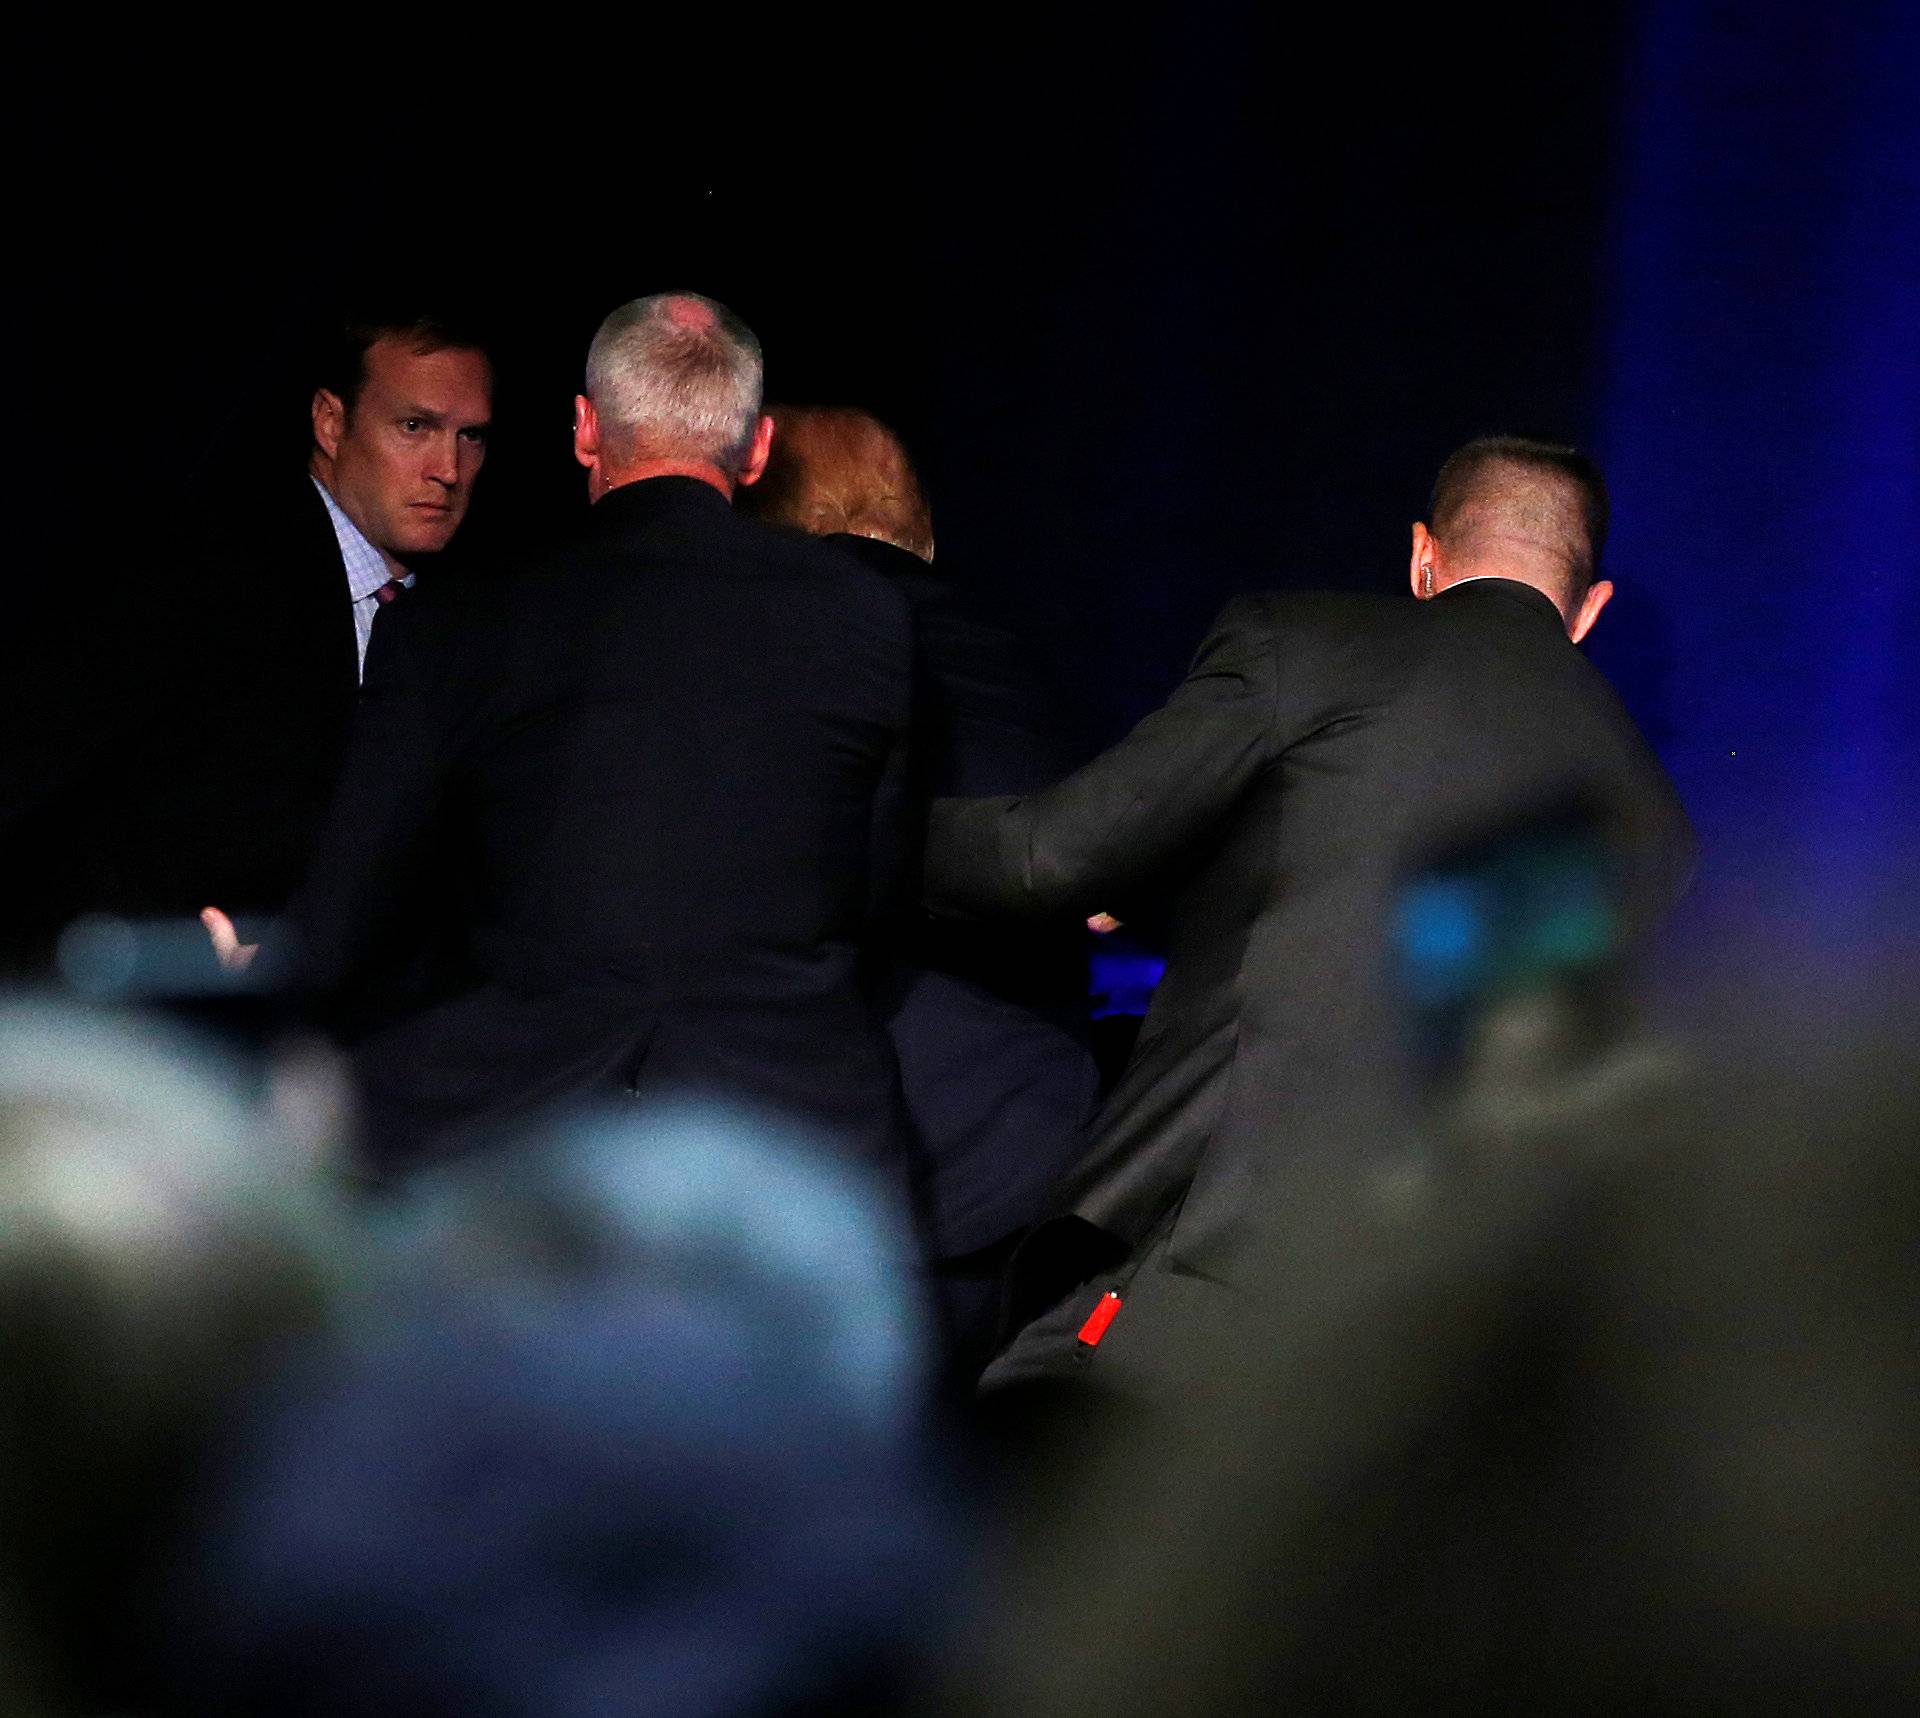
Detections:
[584, 291, 764, 474]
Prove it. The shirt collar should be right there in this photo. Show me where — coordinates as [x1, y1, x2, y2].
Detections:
[312, 476, 410, 599]
[1436, 574, 1566, 627]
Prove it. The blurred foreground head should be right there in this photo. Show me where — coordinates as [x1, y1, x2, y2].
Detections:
[164, 1097, 959, 1718]
[954, 987, 1919, 1714]
[0, 1001, 343, 1714]
[745, 404, 935, 561]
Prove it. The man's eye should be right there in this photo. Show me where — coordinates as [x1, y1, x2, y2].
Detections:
[400, 418, 424, 433]
[459, 427, 489, 446]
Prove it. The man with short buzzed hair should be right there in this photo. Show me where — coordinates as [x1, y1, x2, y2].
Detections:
[1416, 435, 1615, 638]
[928, 435, 1693, 1404]
[295, 293, 916, 1173]
[576, 294, 769, 485]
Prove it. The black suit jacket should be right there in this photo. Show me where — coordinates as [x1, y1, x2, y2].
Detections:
[928, 581, 1694, 1310]
[295, 478, 916, 1170]
[826, 534, 1098, 1259]
[102, 478, 362, 921]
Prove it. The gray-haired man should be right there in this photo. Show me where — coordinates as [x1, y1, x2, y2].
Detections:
[293, 292, 917, 1175]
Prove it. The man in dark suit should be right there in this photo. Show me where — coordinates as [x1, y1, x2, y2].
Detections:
[107, 311, 493, 931]
[926, 437, 1694, 1400]
[744, 405, 1100, 1378]
[293, 295, 915, 1174]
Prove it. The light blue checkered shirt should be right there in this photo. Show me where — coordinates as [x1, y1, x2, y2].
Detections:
[312, 477, 414, 681]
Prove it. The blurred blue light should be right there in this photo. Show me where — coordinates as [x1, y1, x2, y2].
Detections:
[1396, 879, 1487, 1005]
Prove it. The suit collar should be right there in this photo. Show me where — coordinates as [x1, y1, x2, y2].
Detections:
[824, 532, 930, 582]
[1437, 576, 1566, 630]
[592, 474, 735, 524]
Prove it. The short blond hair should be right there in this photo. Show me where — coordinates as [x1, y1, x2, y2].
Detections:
[747, 405, 934, 562]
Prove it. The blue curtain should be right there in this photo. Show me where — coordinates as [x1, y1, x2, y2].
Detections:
[1592, 2, 1920, 950]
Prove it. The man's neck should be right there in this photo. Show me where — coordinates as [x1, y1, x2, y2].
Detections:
[1438, 566, 1567, 620]
[596, 459, 736, 503]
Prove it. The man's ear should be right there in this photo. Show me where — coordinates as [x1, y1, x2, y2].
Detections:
[312, 388, 345, 462]
[735, 413, 776, 489]
[1410, 521, 1436, 599]
[1569, 577, 1614, 644]
[573, 394, 599, 471]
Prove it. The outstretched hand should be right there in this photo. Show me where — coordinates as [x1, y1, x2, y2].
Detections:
[201, 906, 260, 974]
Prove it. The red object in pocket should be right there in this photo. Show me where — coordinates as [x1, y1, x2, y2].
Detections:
[1077, 1290, 1123, 1347]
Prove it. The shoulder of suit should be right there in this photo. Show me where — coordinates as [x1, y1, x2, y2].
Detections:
[1209, 587, 1402, 637]
[183, 476, 351, 622]
[770, 524, 916, 622]
[195, 471, 336, 559]
[386, 553, 526, 647]
[443, 510, 914, 628]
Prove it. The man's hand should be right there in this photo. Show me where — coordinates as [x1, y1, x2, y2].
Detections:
[1087, 913, 1123, 935]
[201, 906, 260, 974]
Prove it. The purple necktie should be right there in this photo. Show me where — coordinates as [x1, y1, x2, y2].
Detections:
[373, 578, 407, 606]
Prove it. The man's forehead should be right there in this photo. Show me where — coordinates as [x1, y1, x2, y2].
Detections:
[363, 336, 493, 402]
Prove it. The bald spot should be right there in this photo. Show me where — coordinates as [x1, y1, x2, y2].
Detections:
[662, 295, 718, 331]
[753, 406, 934, 561]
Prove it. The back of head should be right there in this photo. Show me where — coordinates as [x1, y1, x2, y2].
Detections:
[161, 1099, 953, 1716]
[0, 1003, 340, 1711]
[584, 292, 763, 476]
[745, 405, 935, 562]
[1429, 436, 1609, 607]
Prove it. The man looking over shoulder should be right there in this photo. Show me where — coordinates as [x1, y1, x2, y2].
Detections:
[926, 436, 1694, 1405]
[294, 295, 916, 1174]
[108, 311, 492, 936]
[745, 405, 1100, 1382]
[307, 312, 495, 671]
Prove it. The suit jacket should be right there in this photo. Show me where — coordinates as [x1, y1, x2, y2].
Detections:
[826, 534, 1098, 1259]
[101, 477, 362, 921]
[294, 478, 916, 1171]
[927, 581, 1694, 1320]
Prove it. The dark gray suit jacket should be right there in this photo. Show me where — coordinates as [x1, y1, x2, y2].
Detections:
[101, 478, 362, 920]
[295, 477, 916, 1171]
[826, 534, 1098, 1260]
[927, 581, 1693, 1330]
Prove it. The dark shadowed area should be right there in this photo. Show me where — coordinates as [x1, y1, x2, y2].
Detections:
[21, 9, 1911, 984]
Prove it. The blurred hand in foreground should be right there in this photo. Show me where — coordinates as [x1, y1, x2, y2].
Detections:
[200, 907, 259, 974]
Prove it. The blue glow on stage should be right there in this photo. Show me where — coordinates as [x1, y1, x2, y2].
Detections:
[1090, 946, 1167, 1020]
[1591, 3, 1920, 951]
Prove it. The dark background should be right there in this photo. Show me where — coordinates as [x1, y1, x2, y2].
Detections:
[17, 4, 1918, 993]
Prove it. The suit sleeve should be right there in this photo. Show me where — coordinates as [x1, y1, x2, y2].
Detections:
[283, 599, 454, 1011]
[924, 596, 1279, 921]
